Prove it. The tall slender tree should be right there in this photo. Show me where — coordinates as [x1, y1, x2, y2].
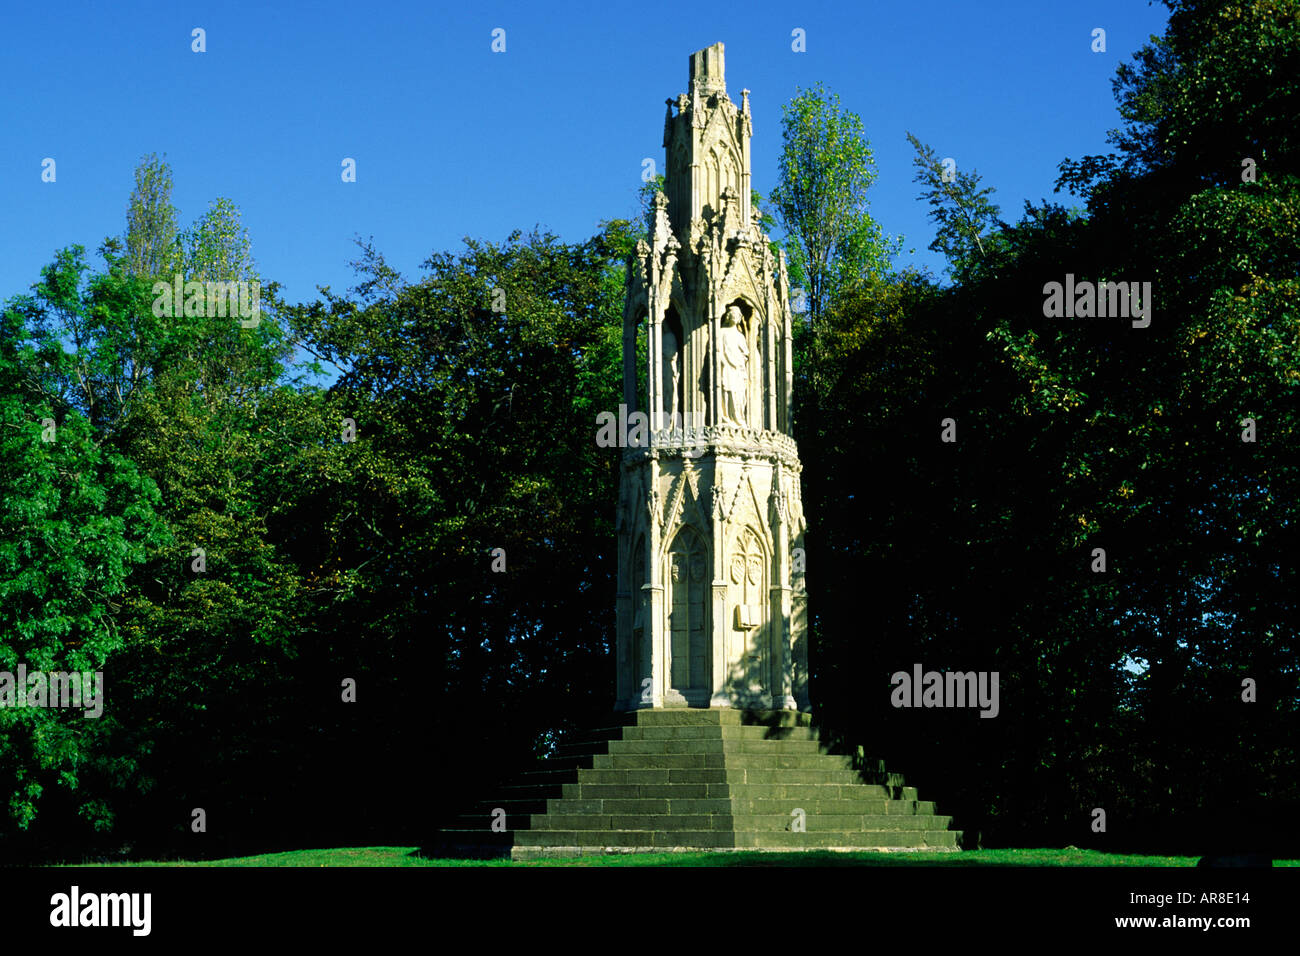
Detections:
[124, 153, 181, 280]
[769, 82, 898, 327]
[906, 132, 1002, 281]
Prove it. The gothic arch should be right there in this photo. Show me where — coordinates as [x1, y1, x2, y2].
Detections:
[705, 143, 742, 218]
[615, 44, 809, 713]
[722, 296, 763, 427]
[633, 306, 648, 416]
[669, 141, 690, 224]
[630, 533, 647, 694]
[661, 305, 684, 421]
[663, 525, 710, 700]
[729, 524, 771, 697]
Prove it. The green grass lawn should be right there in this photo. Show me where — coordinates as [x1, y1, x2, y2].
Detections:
[61, 846, 1299, 867]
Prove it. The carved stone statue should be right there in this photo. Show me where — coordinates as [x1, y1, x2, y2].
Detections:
[616, 43, 809, 716]
[661, 325, 680, 422]
[719, 304, 748, 425]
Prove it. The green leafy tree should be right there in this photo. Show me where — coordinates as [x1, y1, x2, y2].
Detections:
[279, 229, 627, 828]
[905, 133, 1003, 281]
[6, 205, 315, 858]
[769, 82, 900, 326]
[0, 276, 166, 837]
[124, 153, 181, 280]
[636, 173, 665, 235]
[805, 0, 1299, 853]
[1059, 0, 1299, 192]
[184, 198, 257, 283]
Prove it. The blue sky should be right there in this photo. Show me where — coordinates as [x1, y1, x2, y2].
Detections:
[1, 0, 1169, 305]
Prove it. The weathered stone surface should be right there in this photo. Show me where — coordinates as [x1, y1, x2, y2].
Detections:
[616, 42, 807, 714]
[426, 709, 960, 859]
[424, 45, 963, 863]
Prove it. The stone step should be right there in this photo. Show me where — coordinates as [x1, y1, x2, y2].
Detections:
[602, 724, 822, 742]
[860, 774, 910, 788]
[576, 760, 926, 788]
[541, 796, 939, 816]
[740, 813, 952, 831]
[733, 785, 925, 801]
[626, 710, 812, 728]
[428, 709, 958, 858]
[554, 734, 902, 772]
[547, 797, 724, 815]
[442, 796, 933, 823]
[561, 782, 727, 799]
[565, 768, 870, 786]
[555, 736, 834, 761]
[741, 829, 961, 849]
[726, 783, 920, 802]
[560, 782, 919, 802]
[526, 813, 952, 832]
[511, 828, 959, 849]
[603, 737, 827, 755]
[512, 829, 726, 848]
[528, 814, 731, 831]
[590, 753, 855, 771]
[731, 797, 938, 816]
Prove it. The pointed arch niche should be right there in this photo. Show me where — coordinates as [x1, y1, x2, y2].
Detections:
[664, 525, 710, 702]
[730, 524, 769, 696]
[661, 305, 684, 424]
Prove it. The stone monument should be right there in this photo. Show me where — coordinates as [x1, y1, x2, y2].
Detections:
[615, 40, 809, 713]
[429, 44, 960, 857]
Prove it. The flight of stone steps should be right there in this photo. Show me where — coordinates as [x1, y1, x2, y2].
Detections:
[428, 709, 961, 860]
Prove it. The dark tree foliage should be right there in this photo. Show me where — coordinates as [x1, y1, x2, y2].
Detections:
[270, 229, 628, 843]
[1, 0, 1295, 863]
[802, 0, 1299, 854]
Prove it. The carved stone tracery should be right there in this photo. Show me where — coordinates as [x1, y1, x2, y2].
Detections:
[616, 42, 807, 714]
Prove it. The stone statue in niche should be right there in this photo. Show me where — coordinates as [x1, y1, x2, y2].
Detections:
[661, 325, 680, 422]
[719, 304, 749, 426]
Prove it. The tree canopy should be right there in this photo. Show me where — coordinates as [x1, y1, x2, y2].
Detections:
[1, 1, 1296, 861]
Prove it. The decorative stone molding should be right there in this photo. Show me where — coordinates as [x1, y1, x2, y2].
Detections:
[616, 42, 808, 714]
[623, 425, 801, 470]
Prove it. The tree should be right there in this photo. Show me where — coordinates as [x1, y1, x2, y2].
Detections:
[802, 0, 1300, 854]
[184, 198, 257, 283]
[4, 163, 308, 856]
[906, 133, 1003, 281]
[124, 154, 181, 280]
[768, 82, 899, 326]
[1058, 0, 1300, 200]
[277, 227, 629, 837]
[636, 173, 665, 235]
[0, 291, 165, 837]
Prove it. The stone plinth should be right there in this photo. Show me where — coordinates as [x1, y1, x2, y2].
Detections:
[427, 710, 961, 859]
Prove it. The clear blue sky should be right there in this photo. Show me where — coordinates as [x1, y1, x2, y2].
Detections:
[1, 0, 1169, 305]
